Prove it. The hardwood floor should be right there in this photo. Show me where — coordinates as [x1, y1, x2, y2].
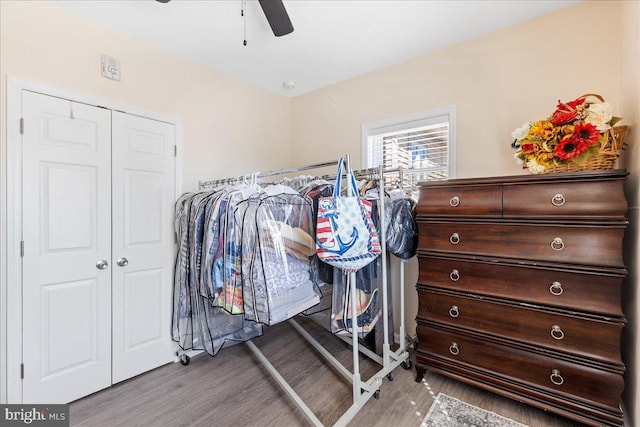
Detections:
[70, 316, 586, 426]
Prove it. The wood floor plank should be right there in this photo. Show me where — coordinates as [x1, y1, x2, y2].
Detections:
[69, 316, 584, 426]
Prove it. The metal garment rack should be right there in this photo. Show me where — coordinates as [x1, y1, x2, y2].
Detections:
[198, 160, 338, 189]
[199, 156, 410, 427]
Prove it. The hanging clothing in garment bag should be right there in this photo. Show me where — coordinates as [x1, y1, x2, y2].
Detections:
[172, 190, 262, 356]
[241, 190, 320, 325]
[218, 186, 262, 314]
[384, 192, 418, 260]
[299, 181, 336, 316]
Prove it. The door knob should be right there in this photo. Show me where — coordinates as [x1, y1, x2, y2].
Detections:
[117, 257, 129, 267]
[96, 260, 108, 270]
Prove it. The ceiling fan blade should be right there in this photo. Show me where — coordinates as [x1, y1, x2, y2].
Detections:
[258, 0, 294, 37]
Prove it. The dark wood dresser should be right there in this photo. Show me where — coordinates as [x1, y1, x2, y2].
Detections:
[414, 169, 628, 426]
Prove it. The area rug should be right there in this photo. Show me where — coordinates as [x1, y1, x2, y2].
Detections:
[421, 393, 529, 427]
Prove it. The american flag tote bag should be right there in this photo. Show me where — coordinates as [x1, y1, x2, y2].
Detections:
[316, 158, 381, 272]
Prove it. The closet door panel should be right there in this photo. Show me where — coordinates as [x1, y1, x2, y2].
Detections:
[111, 112, 175, 383]
[123, 269, 163, 349]
[125, 170, 164, 245]
[22, 91, 112, 403]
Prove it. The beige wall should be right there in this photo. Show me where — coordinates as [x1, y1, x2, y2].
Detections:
[620, 1, 640, 425]
[291, 0, 638, 424]
[291, 1, 623, 177]
[0, 0, 290, 404]
[0, 1, 292, 191]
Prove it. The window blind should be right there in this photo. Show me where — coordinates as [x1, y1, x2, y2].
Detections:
[367, 120, 450, 192]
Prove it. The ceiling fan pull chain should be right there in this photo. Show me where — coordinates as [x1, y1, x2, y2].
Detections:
[242, 0, 248, 46]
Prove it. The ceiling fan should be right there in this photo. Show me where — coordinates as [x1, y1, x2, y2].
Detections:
[155, 0, 294, 37]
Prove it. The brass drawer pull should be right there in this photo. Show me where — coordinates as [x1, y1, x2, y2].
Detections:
[551, 325, 565, 340]
[448, 305, 459, 318]
[449, 342, 459, 355]
[449, 269, 460, 282]
[550, 369, 564, 386]
[549, 281, 563, 296]
[449, 196, 460, 207]
[550, 237, 564, 251]
[449, 233, 460, 245]
[551, 193, 566, 207]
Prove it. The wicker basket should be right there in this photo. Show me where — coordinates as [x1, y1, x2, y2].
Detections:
[541, 124, 628, 174]
[539, 93, 629, 174]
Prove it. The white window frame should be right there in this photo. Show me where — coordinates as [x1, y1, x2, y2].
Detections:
[361, 106, 456, 181]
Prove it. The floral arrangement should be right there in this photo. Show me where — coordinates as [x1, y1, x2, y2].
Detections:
[511, 94, 623, 174]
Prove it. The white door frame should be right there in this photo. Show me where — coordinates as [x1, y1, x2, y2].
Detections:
[4, 75, 183, 403]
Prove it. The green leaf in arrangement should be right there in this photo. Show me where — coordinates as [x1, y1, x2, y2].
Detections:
[610, 116, 623, 127]
[571, 145, 599, 166]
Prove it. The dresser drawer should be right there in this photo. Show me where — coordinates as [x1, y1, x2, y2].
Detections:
[503, 178, 627, 220]
[417, 221, 626, 268]
[417, 255, 625, 316]
[417, 185, 502, 218]
[417, 289, 624, 366]
[415, 324, 625, 411]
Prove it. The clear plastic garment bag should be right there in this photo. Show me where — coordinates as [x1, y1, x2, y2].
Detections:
[242, 188, 320, 325]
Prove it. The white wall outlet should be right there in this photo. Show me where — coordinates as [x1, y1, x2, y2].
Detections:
[101, 55, 121, 81]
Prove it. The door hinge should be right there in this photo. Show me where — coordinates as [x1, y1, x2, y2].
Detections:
[20, 118, 24, 135]
[20, 241, 24, 257]
[20, 363, 24, 379]
[174, 145, 177, 157]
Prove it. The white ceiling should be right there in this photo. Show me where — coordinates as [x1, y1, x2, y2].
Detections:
[51, 0, 581, 97]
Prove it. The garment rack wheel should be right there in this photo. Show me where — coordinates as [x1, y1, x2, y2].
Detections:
[374, 390, 380, 399]
[402, 360, 412, 370]
[178, 352, 191, 366]
[387, 372, 394, 381]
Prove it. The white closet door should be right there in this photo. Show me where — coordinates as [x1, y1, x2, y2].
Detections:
[22, 91, 112, 403]
[111, 111, 175, 383]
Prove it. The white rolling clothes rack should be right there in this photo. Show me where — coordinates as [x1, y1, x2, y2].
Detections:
[198, 156, 410, 426]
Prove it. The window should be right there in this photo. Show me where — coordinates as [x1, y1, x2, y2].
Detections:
[362, 106, 455, 195]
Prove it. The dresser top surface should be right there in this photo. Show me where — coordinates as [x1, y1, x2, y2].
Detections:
[418, 169, 627, 188]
